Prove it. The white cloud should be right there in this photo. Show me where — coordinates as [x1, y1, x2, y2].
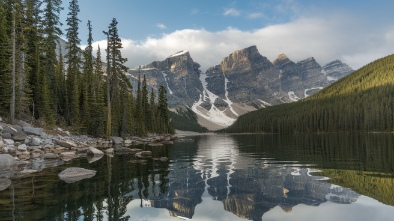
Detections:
[156, 23, 167, 29]
[223, 8, 240, 16]
[248, 12, 263, 19]
[92, 14, 394, 72]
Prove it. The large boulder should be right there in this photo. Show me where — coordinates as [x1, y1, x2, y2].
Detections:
[53, 139, 77, 148]
[12, 131, 27, 142]
[58, 167, 97, 183]
[87, 146, 104, 156]
[111, 136, 123, 145]
[22, 127, 44, 136]
[0, 154, 17, 178]
[2, 125, 21, 135]
[60, 152, 76, 161]
[0, 178, 11, 191]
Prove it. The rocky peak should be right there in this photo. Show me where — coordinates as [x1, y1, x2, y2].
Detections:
[273, 53, 290, 65]
[219, 45, 273, 74]
[297, 57, 321, 69]
[322, 60, 353, 80]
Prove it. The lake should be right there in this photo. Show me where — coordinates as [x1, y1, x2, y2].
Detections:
[1, 134, 394, 221]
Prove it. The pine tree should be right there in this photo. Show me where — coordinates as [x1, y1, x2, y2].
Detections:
[135, 75, 145, 136]
[82, 20, 94, 132]
[90, 45, 105, 136]
[142, 75, 151, 132]
[42, 0, 62, 123]
[149, 88, 156, 133]
[0, 0, 10, 116]
[158, 86, 170, 133]
[104, 18, 131, 137]
[65, 0, 81, 125]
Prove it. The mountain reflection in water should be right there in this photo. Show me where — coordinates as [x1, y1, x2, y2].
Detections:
[0, 134, 393, 221]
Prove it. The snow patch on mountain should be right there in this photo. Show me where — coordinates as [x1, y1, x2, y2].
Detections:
[258, 99, 272, 108]
[288, 91, 301, 101]
[304, 87, 323, 98]
[169, 50, 188, 58]
[222, 74, 238, 116]
[191, 73, 236, 127]
[162, 72, 173, 95]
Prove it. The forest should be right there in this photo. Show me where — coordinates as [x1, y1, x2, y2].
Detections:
[0, 0, 173, 137]
[227, 53, 394, 133]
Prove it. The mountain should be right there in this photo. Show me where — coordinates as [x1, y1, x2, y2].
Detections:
[227, 54, 394, 133]
[127, 46, 353, 131]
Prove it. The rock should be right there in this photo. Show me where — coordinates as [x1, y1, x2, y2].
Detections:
[175, 138, 194, 143]
[19, 169, 38, 174]
[0, 139, 3, 149]
[12, 131, 27, 141]
[103, 148, 114, 154]
[75, 147, 88, 153]
[136, 151, 152, 158]
[87, 154, 103, 163]
[159, 157, 168, 162]
[2, 146, 16, 154]
[111, 136, 123, 145]
[30, 151, 42, 159]
[124, 139, 133, 144]
[114, 147, 141, 154]
[43, 153, 59, 159]
[0, 154, 17, 178]
[58, 167, 97, 183]
[31, 137, 42, 146]
[60, 152, 76, 161]
[3, 139, 14, 145]
[2, 125, 21, 135]
[17, 144, 27, 151]
[87, 146, 104, 156]
[0, 178, 11, 191]
[53, 139, 77, 148]
[18, 152, 30, 160]
[0, 125, 3, 133]
[2, 133, 11, 139]
[147, 142, 164, 147]
[22, 127, 43, 136]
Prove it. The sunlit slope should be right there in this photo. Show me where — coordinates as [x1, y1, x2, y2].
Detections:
[227, 54, 394, 133]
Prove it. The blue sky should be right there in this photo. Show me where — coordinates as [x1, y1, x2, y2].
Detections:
[59, 0, 394, 71]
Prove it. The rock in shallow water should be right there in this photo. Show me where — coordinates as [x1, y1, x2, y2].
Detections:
[58, 167, 97, 183]
[0, 178, 11, 191]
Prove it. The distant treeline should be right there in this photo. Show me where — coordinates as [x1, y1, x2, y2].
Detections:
[0, 0, 173, 137]
[227, 54, 394, 133]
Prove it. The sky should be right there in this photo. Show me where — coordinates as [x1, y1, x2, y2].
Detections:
[59, 0, 394, 71]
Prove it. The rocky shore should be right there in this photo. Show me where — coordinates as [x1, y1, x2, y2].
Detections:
[0, 118, 177, 187]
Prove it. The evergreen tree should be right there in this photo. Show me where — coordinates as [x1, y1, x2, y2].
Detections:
[65, 0, 81, 125]
[158, 86, 171, 133]
[149, 88, 156, 132]
[90, 45, 105, 136]
[135, 74, 145, 136]
[142, 75, 150, 132]
[0, 0, 10, 116]
[82, 20, 94, 131]
[104, 18, 131, 137]
[41, 0, 62, 124]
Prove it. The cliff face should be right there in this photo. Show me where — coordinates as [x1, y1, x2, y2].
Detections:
[127, 46, 353, 130]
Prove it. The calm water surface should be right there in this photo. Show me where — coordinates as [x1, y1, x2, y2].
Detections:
[1, 134, 394, 221]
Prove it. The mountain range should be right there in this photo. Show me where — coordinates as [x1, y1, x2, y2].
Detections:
[127, 46, 353, 130]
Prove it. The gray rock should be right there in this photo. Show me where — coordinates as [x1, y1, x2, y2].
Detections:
[0, 154, 17, 178]
[2, 133, 11, 139]
[87, 146, 104, 156]
[103, 148, 114, 154]
[31, 137, 42, 146]
[0, 139, 3, 149]
[147, 142, 164, 147]
[58, 167, 97, 183]
[2, 146, 16, 154]
[23, 127, 44, 136]
[0, 125, 3, 133]
[87, 154, 103, 163]
[111, 136, 123, 144]
[19, 169, 38, 174]
[3, 139, 14, 145]
[0, 178, 11, 191]
[2, 125, 21, 135]
[43, 153, 59, 159]
[75, 147, 88, 153]
[53, 139, 77, 148]
[60, 152, 76, 161]
[17, 144, 27, 151]
[12, 131, 27, 141]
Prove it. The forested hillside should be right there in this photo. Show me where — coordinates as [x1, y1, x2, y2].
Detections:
[0, 0, 173, 137]
[227, 54, 394, 133]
